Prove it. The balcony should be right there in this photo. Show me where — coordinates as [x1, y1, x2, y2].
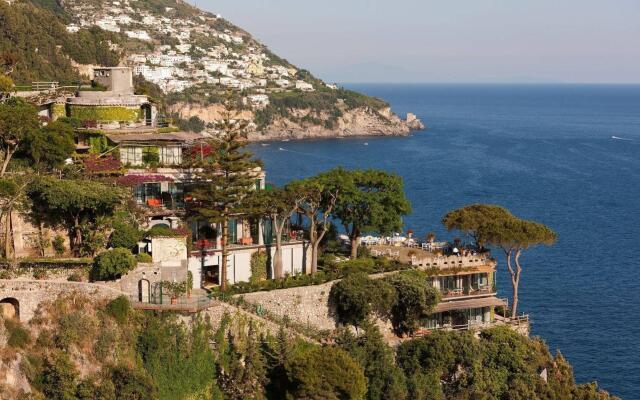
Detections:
[440, 284, 494, 299]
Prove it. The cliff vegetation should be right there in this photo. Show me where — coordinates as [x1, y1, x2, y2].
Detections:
[0, 292, 619, 400]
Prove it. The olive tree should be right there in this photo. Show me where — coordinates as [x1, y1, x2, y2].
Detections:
[0, 97, 40, 175]
[286, 169, 343, 274]
[0, 177, 30, 259]
[27, 178, 126, 256]
[25, 120, 76, 171]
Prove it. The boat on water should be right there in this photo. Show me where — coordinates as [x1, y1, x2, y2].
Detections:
[611, 135, 633, 141]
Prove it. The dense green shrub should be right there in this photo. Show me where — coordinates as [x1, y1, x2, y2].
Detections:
[5, 318, 31, 348]
[136, 253, 153, 263]
[137, 315, 217, 400]
[90, 248, 137, 281]
[32, 268, 48, 280]
[0, 258, 93, 270]
[52, 235, 66, 256]
[250, 251, 268, 283]
[218, 257, 410, 295]
[329, 272, 394, 327]
[66, 271, 84, 282]
[285, 346, 367, 400]
[177, 116, 205, 133]
[108, 221, 142, 251]
[55, 311, 95, 349]
[145, 225, 188, 238]
[106, 296, 132, 325]
[75, 375, 116, 400]
[38, 351, 79, 400]
[337, 325, 408, 400]
[384, 271, 441, 335]
[110, 364, 158, 400]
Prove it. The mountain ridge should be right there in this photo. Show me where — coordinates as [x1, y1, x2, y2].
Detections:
[1, 0, 424, 139]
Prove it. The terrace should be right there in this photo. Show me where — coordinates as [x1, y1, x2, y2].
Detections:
[368, 244, 494, 271]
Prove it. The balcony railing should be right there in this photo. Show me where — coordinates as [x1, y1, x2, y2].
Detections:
[440, 285, 493, 298]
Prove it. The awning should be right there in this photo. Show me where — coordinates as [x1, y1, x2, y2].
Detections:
[434, 296, 506, 313]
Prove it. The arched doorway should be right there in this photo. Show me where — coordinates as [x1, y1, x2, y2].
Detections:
[0, 297, 19, 320]
[138, 280, 150, 303]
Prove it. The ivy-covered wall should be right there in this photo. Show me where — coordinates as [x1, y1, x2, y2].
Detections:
[50, 103, 66, 120]
[68, 105, 141, 122]
[88, 134, 108, 153]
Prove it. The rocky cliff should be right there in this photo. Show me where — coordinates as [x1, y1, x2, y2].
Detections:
[169, 102, 425, 141]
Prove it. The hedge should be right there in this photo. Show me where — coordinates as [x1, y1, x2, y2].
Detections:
[212, 257, 412, 296]
[0, 258, 93, 269]
[68, 105, 141, 122]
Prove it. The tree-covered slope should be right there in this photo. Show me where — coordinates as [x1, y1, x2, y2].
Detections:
[0, 1, 120, 84]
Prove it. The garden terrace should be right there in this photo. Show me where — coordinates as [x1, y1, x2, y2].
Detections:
[368, 244, 495, 272]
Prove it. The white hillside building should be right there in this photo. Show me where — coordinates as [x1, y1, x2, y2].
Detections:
[126, 30, 152, 41]
[295, 80, 315, 92]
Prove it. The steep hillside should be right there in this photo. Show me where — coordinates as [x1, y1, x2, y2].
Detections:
[0, 292, 619, 399]
[0, 1, 120, 83]
[1, 0, 424, 139]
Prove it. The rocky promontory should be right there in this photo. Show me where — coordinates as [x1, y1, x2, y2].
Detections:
[168, 102, 425, 141]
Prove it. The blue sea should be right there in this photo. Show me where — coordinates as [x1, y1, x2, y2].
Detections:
[249, 84, 640, 399]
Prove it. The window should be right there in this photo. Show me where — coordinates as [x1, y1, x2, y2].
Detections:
[469, 307, 486, 324]
[262, 218, 273, 245]
[142, 147, 159, 164]
[471, 273, 489, 290]
[121, 146, 142, 166]
[227, 219, 238, 244]
[159, 146, 182, 165]
[439, 276, 460, 292]
[424, 313, 442, 329]
[145, 183, 161, 204]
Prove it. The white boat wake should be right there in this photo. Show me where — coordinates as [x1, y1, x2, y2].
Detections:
[612, 136, 633, 141]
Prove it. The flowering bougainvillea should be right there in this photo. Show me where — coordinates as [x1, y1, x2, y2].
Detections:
[184, 143, 214, 163]
[83, 154, 122, 175]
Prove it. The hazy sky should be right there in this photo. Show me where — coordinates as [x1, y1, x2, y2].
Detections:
[194, 0, 640, 83]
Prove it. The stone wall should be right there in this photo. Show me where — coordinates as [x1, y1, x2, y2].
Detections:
[99, 263, 187, 302]
[201, 302, 318, 344]
[0, 280, 124, 322]
[237, 280, 338, 331]
[151, 237, 188, 267]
